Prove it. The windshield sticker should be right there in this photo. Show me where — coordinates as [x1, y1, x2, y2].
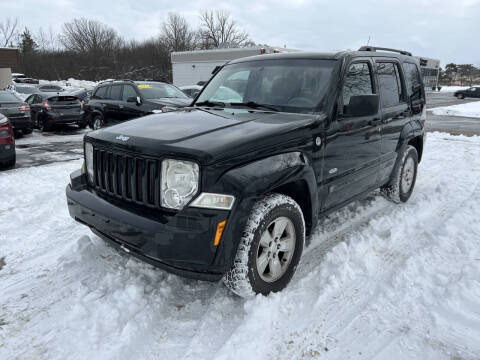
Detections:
[138, 84, 152, 89]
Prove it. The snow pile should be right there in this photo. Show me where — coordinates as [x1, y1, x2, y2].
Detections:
[431, 101, 480, 118]
[1, 132, 480, 359]
[39, 78, 98, 90]
[438, 86, 479, 92]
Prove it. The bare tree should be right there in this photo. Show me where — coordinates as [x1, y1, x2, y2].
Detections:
[198, 10, 251, 49]
[59, 18, 121, 54]
[161, 13, 196, 52]
[0, 17, 18, 47]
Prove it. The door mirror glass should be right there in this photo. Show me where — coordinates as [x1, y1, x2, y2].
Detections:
[344, 94, 379, 117]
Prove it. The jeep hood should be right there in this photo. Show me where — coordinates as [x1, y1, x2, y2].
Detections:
[86, 108, 324, 165]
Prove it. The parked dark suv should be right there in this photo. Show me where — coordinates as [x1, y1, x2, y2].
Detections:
[67, 46, 426, 297]
[454, 86, 480, 99]
[86, 80, 192, 130]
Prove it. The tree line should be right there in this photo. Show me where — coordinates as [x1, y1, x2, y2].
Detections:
[0, 11, 253, 82]
[439, 63, 480, 86]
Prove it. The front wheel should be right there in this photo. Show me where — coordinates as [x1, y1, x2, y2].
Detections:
[382, 145, 418, 203]
[223, 194, 305, 297]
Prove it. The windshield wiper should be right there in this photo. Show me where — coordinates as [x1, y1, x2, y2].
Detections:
[229, 101, 280, 112]
[195, 100, 225, 107]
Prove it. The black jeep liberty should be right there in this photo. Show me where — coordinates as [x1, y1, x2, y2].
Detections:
[66, 46, 426, 297]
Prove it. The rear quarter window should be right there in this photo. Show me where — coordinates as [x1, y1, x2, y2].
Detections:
[402, 62, 423, 100]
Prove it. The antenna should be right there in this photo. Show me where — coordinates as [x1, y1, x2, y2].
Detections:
[367, 36, 371, 46]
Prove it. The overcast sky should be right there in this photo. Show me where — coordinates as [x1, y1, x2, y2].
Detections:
[2, 0, 480, 66]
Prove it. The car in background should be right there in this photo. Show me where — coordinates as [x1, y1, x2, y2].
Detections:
[87, 80, 191, 129]
[8, 84, 40, 100]
[454, 86, 480, 99]
[0, 91, 32, 135]
[180, 85, 203, 98]
[0, 113, 15, 168]
[36, 84, 64, 93]
[25, 93, 86, 132]
[12, 73, 39, 84]
[68, 88, 92, 102]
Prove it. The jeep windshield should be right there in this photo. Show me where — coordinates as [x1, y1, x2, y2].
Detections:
[195, 58, 337, 114]
[135, 83, 189, 100]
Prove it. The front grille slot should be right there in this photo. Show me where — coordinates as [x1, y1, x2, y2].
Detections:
[92, 147, 159, 208]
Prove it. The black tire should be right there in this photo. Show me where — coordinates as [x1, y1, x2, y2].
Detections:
[2, 154, 16, 169]
[92, 115, 104, 130]
[456, 94, 464, 99]
[223, 193, 305, 297]
[39, 118, 50, 132]
[78, 121, 87, 129]
[381, 145, 418, 203]
[34, 113, 42, 129]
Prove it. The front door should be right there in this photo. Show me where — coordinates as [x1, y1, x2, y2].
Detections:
[322, 59, 382, 210]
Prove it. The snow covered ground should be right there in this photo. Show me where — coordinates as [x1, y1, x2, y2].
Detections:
[1, 132, 480, 360]
[432, 101, 480, 118]
[38, 78, 98, 90]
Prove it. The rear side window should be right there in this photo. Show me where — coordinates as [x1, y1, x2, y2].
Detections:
[343, 62, 374, 105]
[377, 62, 403, 107]
[403, 62, 422, 100]
[94, 86, 107, 99]
[108, 85, 122, 101]
[122, 85, 137, 101]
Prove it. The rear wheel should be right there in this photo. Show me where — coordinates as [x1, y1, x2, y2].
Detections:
[39, 118, 50, 132]
[382, 145, 418, 203]
[223, 194, 305, 297]
[78, 121, 87, 129]
[457, 93, 464, 99]
[93, 115, 104, 130]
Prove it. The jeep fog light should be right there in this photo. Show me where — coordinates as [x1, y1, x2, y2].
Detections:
[161, 159, 199, 210]
[85, 142, 94, 183]
[190, 193, 235, 210]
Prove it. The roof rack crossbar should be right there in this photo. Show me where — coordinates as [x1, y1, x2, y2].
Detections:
[358, 46, 412, 57]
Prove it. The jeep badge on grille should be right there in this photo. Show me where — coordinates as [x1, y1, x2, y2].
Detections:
[115, 135, 130, 142]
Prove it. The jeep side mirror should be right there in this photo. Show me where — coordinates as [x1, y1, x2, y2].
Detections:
[127, 96, 141, 105]
[344, 94, 379, 117]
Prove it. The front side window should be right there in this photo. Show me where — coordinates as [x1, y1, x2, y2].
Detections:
[377, 62, 402, 107]
[122, 85, 137, 101]
[195, 59, 337, 114]
[342, 62, 374, 106]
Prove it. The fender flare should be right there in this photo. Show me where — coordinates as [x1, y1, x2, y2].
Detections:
[209, 152, 319, 269]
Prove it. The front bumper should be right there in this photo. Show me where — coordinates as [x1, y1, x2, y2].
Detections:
[66, 171, 235, 281]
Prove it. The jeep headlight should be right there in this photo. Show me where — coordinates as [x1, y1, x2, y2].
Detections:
[84, 142, 94, 183]
[161, 159, 199, 210]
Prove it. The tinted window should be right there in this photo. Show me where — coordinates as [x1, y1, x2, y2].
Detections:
[94, 86, 107, 99]
[343, 62, 374, 105]
[403, 62, 422, 100]
[122, 85, 137, 101]
[108, 85, 122, 100]
[377, 62, 401, 107]
[136, 83, 188, 100]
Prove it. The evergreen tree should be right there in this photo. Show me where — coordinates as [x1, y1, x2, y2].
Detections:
[18, 27, 37, 53]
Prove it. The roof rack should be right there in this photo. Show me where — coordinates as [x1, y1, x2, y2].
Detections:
[98, 79, 135, 85]
[358, 46, 412, 57]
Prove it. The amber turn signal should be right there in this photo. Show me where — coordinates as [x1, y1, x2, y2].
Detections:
[214, 220, 227, 246]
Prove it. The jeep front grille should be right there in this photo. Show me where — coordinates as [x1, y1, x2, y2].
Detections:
[92, 147, 160, 208]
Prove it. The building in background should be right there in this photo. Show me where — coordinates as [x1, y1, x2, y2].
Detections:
[171, 46, 296, 87]
[415, 56, 440, 90]
[0, 48, 19, 89]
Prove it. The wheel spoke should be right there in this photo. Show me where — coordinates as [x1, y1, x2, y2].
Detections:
[272, 218, 288, 239]
[256, 252, 269, 274]
[269, 258, 282, 278]
[259, 231, 273, 248]
[278, 237, 293, 252]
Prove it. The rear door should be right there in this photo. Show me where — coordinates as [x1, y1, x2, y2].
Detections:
[322, 58, 382, 210]
[375, 60, 410, 184]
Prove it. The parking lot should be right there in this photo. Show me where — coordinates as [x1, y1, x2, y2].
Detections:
[6, 90, 479, 171]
